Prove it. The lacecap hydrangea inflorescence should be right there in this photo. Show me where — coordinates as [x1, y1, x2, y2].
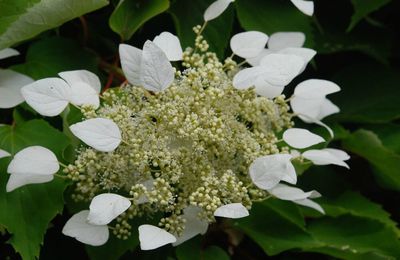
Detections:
[1, 0, 350, 250]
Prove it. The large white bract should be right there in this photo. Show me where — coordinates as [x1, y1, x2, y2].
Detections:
[0, 69, 34, 109]
[203, 0, 234, 21]
[214, 203, 249, 219]
[88, 193, 132, 225]
[138, 225, 176, 250]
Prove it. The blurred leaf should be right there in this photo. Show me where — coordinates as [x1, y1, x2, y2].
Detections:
[109, 0, 169, 41]
[348, 0, 391, 32]
[176, 236, 229, 260]
[0, 119, 70, 260]
[0, 0, 109, 49]
[235, 0, 314, 47]
[363, 124, 400, 154]
[11, 37, 99, 80]
[202, 246, 229, 260]
[331, 62, 400, 123]
[169, 0, 234, 58]
[342, 129, 400, 191]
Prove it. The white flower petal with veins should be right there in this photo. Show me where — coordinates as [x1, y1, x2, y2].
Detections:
[249, 154, 296, 190]
[140, 40, 174, 92]
[58, 70, 101, 108]
[0, 69, 34, 109]
[203, 0, 234, 22]
[21, 78, 71, 116]
[62, 210, 109, 246]
[0, 48, 19, 60]
[139, 224, 176, 250]
[70, 118, 122, 152]
[214, 203, 249, 219]
[283, 128, 325, 149]
[173, 206, 208, 246]
[153, 32, 183, 61]
[88, 193, 131, 225]
[119, 44, 143, 86]
[230, 31, 269, 59]
[268, 32, 305, 51]
[290, 0, 314, 16]
[302, 149, 349, 168]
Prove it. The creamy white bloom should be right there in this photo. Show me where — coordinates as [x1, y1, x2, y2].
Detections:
[302, 149, 350, 168]
[70, 118, 122, 152]
[173, 206, 208, 246]
[139, 224, 176, 250]
[283, 128, 325, 149]
[230, 31, 269, 59]
[249, 154, 296, 190]
[58, 70, 101, 108]
[290, 0, 314, 16]
[62, 210, 109, 246]
[87, 193, 131, 225]
[21, 78, 72, 117]
[153, 32, 183, 61]
[6, 146, 59, 192]
[268, 184, 324, 213]
[0, 48, 19, 60]
[214, 203, 249, 219]
[0, 70, 34, 109]
[203, 0, 234, 22]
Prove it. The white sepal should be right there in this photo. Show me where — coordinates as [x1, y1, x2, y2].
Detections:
[290, 0, 314, 16]
[0, 69, 34, 109]
[203, 0, 234, 22]
[70, 118, 122, 152]
[153, 32, 183, 61]
[139, 224, 176, 250]
[230, 31, 269, 59]
[294, 198, 325, 214]
[6, 174, 54, 193]
[268, 32, 305, 51]
[302, 149, 350, 168]
[0, 48, 19, 60]
[62, 210, 109, 246]
[87, 193, 131, 225]
[119, 44, 143, 86]
[21, 78, 71, 116]
[58, 70, 101, 108]
[140, 40, 174, 92]
[283, 128, 325, 149]
[214, 203, 249, 219]
[249, 154, 296, 190]
[259, 54, 304, 86]
[173, 206, 208, 246]
[232, 66, 266, 90]
[246, 49, 273, 66]
[0, 149, 11, 159]
[323, 148, 350, 161]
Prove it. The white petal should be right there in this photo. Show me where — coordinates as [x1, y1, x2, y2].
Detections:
[140, 40, 174, 92]
[259, 54, 305, 86]
[283, 128, 325, 149]
[0, 149, 11, 159]
[88, 193, 131, 225]
[119, 44, 143, 86]
[58, 70, 101, 108]
[294, 198, 325, 214]
[6, 173, 53, 192]
[214, 203, 249, 219]
[173, 206, 208, 246]
[302, 149, 349, 168]
[268, 32, 305, 51]
[62, 210, 109, 246]
[230, 31, 269, 59]
[293, 79, 340, 99]
[0, 48, 19, 60]
[70, 118, 122, 152]
[317, 98, 340, 120]
[254, 77, 284, 98]
[203, 0, 234, 22]
[291, 96, 324, 121]
[278, 47, 316, 70]
[139, 224, 176, 250]
[232, 66, 266, 90]
[290, 0, 314, 16]
[323, 148, 350, 161]
[249, 154, 296, 190]
[0, 69, 34, 108]
[268, 184, 320, 201]
[7, 146, 59, 176]
[153, 32, 183, 61]
[246, 49, 273, 66]
[21, 78, 71, 116]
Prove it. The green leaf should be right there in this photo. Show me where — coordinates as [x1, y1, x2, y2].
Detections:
[235, 0, 314, 47]
[0, 119, 70, 260]
[109, 0, 169, 41]
[342, 129, 400, 191]
[176, 236, 229, 260]
[348, 0, 391, 32]
[238, 199, 320, 255]
[11, 37, 99, 80]
[0, 0, 109, 49]
[331, 62, 400, 123]
[202, 246, 230, 260]
[362, 124, 400, 154]
[169, 0, 234, 58]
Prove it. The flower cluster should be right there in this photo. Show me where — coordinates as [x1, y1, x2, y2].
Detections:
[0, 0, 346, 251]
